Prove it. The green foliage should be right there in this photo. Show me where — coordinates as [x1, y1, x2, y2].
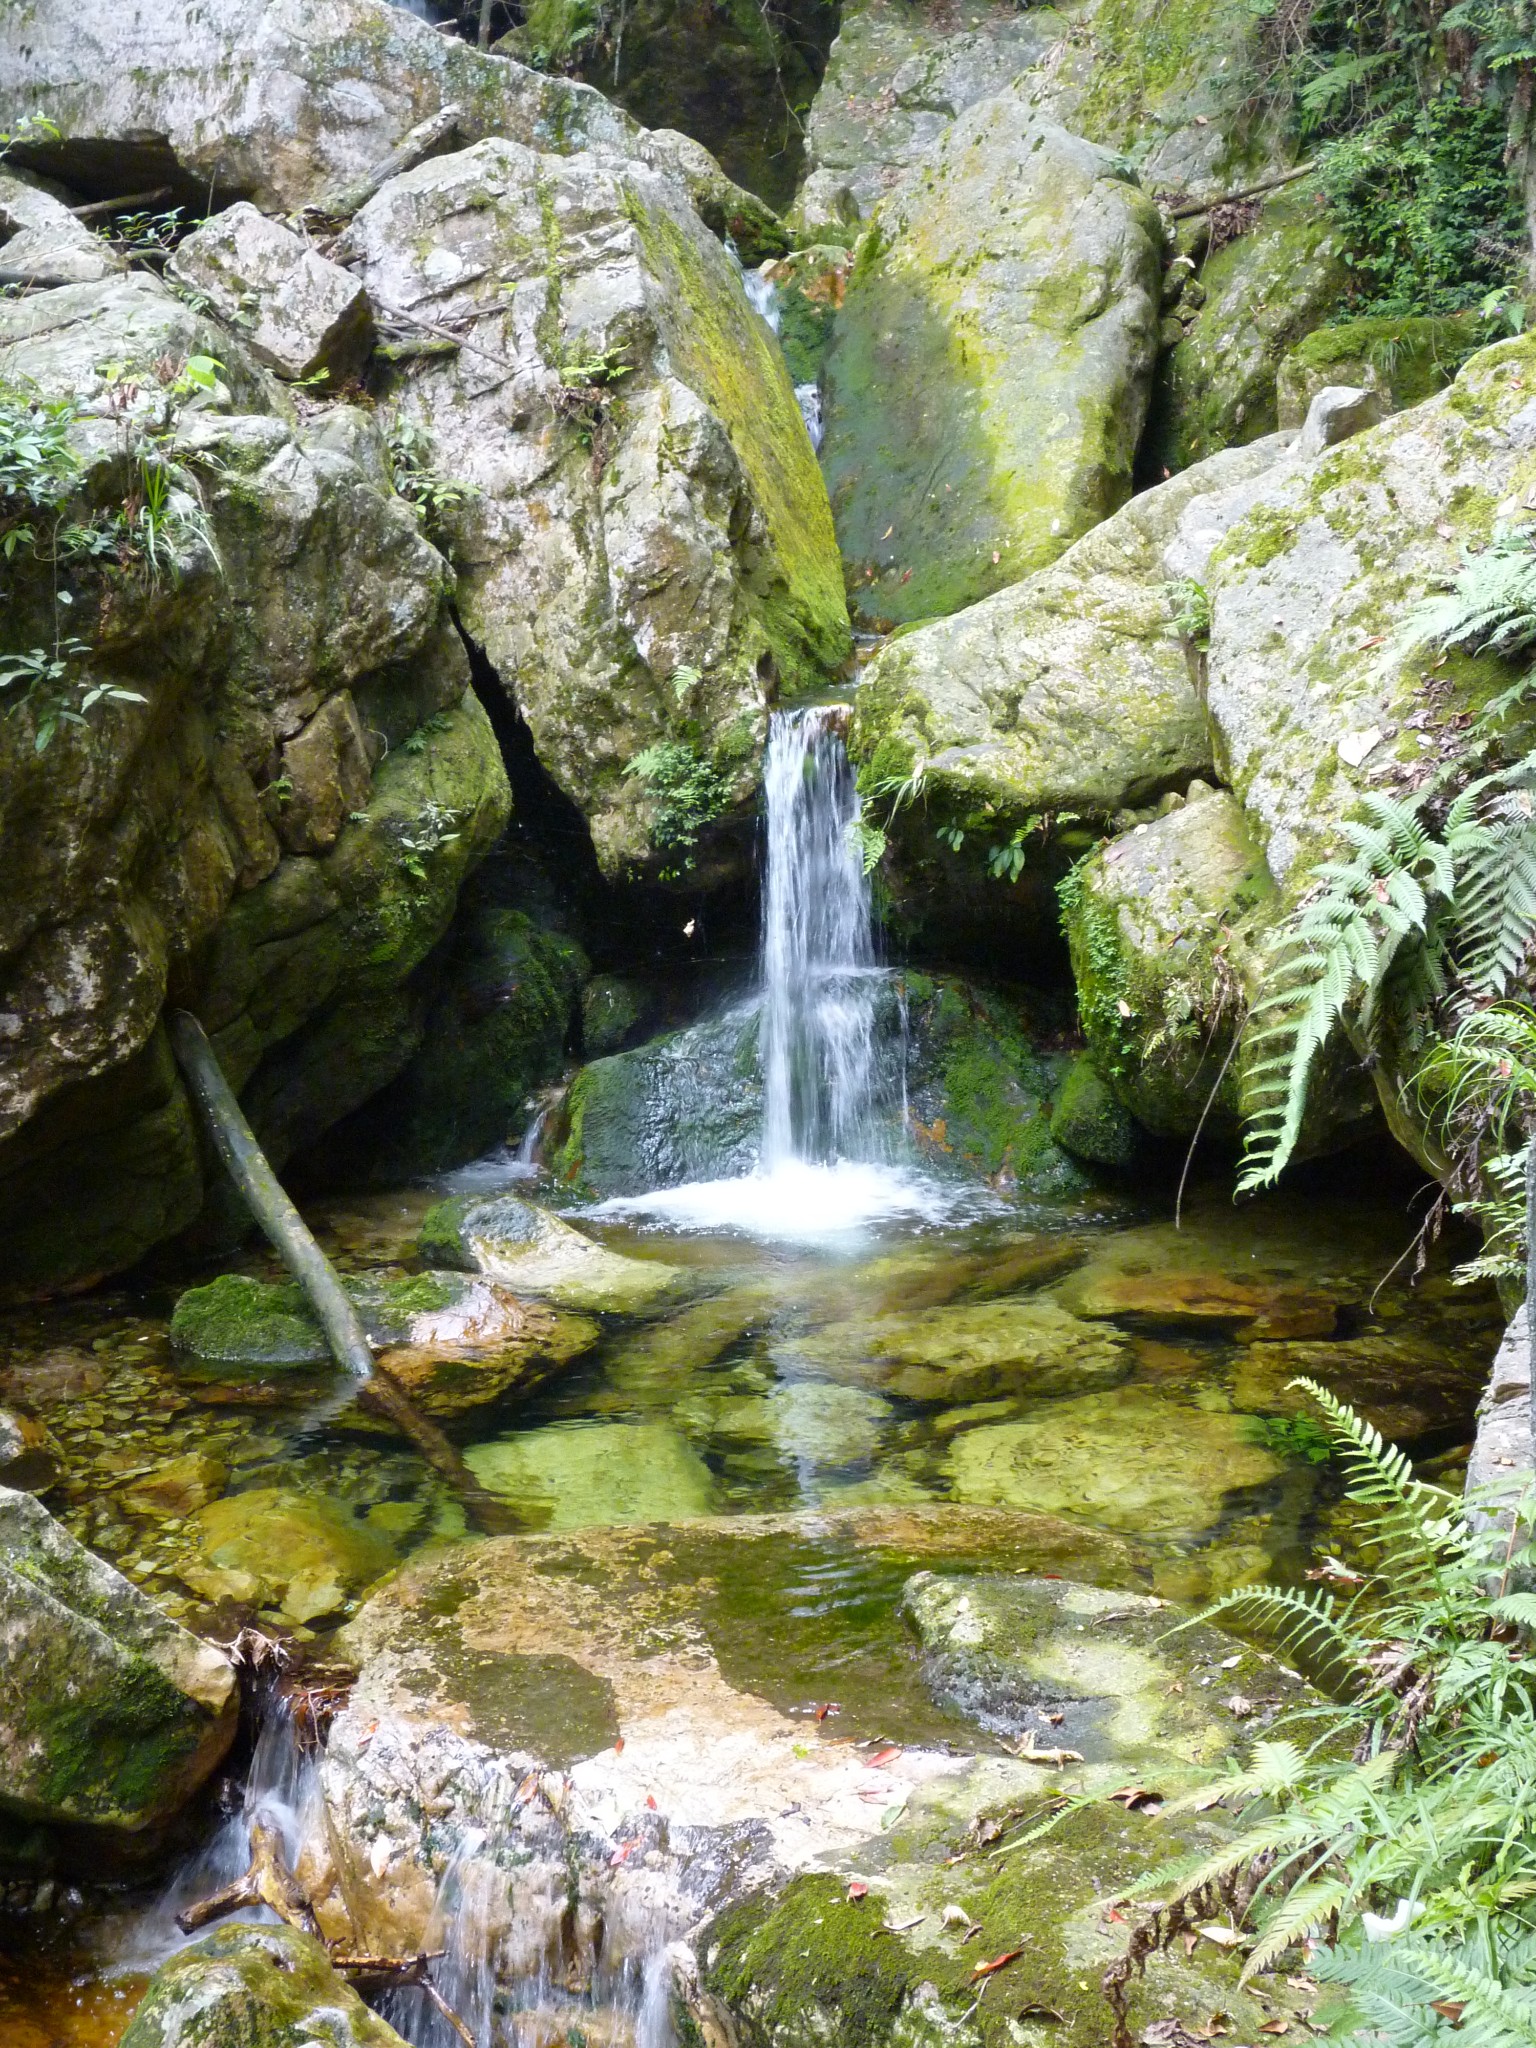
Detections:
[1406, 523, 1536, 684]
[625, 740, 732, 867]
[0, 386, 80, 553]
[1170, 577, 1213, 647]
[846, 814, 887, 874]
[1127, 1384, 1536, 2047]
[393, 798, 462, 883]
[385, 418, 476, 534]
[1246, 1411, 1335, 1462]
[0, 638, 146, 752]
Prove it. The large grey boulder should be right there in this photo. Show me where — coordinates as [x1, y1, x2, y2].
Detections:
[167, 203, 374, 384]
[0, 0, 784, 257]
[339, 137, 848, 875]
[0, 272, 507, 1293]
[120, 1924, 410, 2048]
[821, 94, 1163, 626]
[0, 169, 121, 287]
[0, 1487, 237, 1851]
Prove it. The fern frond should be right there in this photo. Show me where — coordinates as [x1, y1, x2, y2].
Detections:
[1242, 1874, 1355, 1979]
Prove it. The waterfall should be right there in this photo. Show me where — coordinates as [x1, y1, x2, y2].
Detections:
[759, 708, 879, 1169]
[731, 249, 825, 451]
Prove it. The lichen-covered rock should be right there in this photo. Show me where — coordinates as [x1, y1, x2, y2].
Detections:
[502, 0, 838, 213]
[338, 137, 847, 876]
[1149, 188, 1350, 475]
[320, 899, 587, 1184]
[822, 95, 1162, 626]
[792, 0, 1060, 236]
[1276, 313, 1483, 430]
[0, 169, 122, 287]
[1048, 1053, 1143, 1168]
[166, 202, 374, 384]
[0, 1487, 237, 1846]
[0, 272, 504, 1294]
[118, 1923, 410, 2048]
[1061, 789, 1275, 1139]
[418, 1194, 683, 1314]
[5, 0, 784, 257]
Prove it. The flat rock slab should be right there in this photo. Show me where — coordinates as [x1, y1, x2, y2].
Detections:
[420, 1194, 684, 1315]
[1058, 1265, 1339, 1339]
[788, 1295, 1131, 1403]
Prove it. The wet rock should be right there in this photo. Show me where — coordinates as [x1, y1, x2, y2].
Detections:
[181, 1486, 399, 1625]
[1048, 1054, 1144, 1169]
[904, 1572, 1307, 1765]
[759, 244, 852, 388]
[677, 1382, 894, 1468]
[580, 974, 652, 1058]
[792, 1296, 1131, 1404]
[465, 1419, 718, 1528]
[1061, 1263, 1339, 1338]
[0, 1486, 237, 1845]
[1277, 313, 1481, 429]
[339, 134, 847, 877]
[170, 1268, 579, 1372]
[1231, 1327, 1488, 1449]
[0, 1409, 60, 1493]
[121, 1453, 227, 1520]
[822, 92, 1162, 626]
[271, 692, 376, 857]
[118, 1922, 409, 2048]
[167, 202, 374, 384]
[419, 1195, 683, 1315]
[944, 1389, 1286, 1536]
[0, 1349, 105, 1405]
[9, 0, 784, 256]
[0, 170, 121, 287]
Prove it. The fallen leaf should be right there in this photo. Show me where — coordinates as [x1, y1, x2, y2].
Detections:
[868, 1745, 903, 1767]
[1195, 1924, 1248, 1949]
[1045, 1711, 1065, 1726]
[847, 1880, 870, 1901]
[1110, 1786, 1163, 1811]
[1360, 634, 1387, 649]
[1019, 2004, 1067, 2023]
[1224, 1694, 1257, 1718]
[646, 1794, 658, 1810]
[1430, 2001, 1466, 2025]
[942, 1905, 975, 1931]
[1104, 1906, 1129, 1926]
[881, 525, 893, 540]
[1116, 998, 1133, 1017]
[1219, 1654, 1243, 1670]
[1192, 2018, 1233, 2040]
[609, 1839, 639, 1867]
[356, 1721, 378, 1754]
[1258, 2023, 1291, 2037]
[886, 1915, 926, 1932]
[1181, 1931, 1199, 1958]
[814, 1701, 841, 1723]
[971, 1949, 1024, 1980]
[614, 1736, 625, 1755]
[514, 1772, 540, 1806]
[1014, 1733, 1084, 1766]
[900, 567, 912, 584]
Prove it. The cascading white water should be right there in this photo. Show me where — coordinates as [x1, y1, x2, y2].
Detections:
[759, 707, 879, 1169]
[732, 250, 825, 451]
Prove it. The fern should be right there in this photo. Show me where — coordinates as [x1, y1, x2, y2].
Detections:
[1405, 523, 1536, 666]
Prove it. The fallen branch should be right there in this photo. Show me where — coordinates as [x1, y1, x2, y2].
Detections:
[1165, 161, 1317, 220]
[71, 187, 174, 220]
[335, 1953, 475, 2048]
[175, 1819, 320, 1937]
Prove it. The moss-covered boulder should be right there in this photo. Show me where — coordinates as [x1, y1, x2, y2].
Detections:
[0, 1487, 237, 1852]
[1276, 312, 1483, 429]
[119, 1923, 409, 2048]
[760, 244, 853, 388]
[502, 0, 838, 214]
[1149, 188, 1351, 475]
[580, 974, 653, 1057]
[169, 1269, 598, 1403]
[788, 1295, 1131, 1403]
[9, 0, 784, 256]
[822, 94, 1162, 626]
[418, 1193, 683, 1314]
[318, 898, 588, 1185]
[1048, 1054, 1143, 1168]
[339, 136, 848, 879]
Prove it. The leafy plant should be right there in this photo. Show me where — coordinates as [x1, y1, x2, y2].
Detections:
[394, 799, 462, 881]
[846, 813, 887, 874]
[0, 637, 146, 751]
[1405, 523, 1536, 675]
[986, 827, 1029, 883]
[552, 345, 632, 455]
[1246, 1411, 1335, 1462]
[385, 419, 476, 534]
[1110, 1383, 1536, 2048]
[625, 740, 731, 867]
[1170, 576, 1213, 647]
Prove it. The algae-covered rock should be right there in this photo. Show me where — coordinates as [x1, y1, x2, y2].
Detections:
[677, 1381, 894, 1468]
[822, 93, 1162, 626]
[1048, 1054, 1143, 1168]
[466, 1419, 717, 1527]
[7, 0, 783, 254]
[419, 1194, 683, 1314]
[759, 244, 853, 389]
[581, 975, 653, 1058]
[792, 0, 1060, 234]
[182, 1486, 400, 1625]
[1061, 790, 1276, 1139]
[1150, 188, 1350, 474]
[944, 1388, 1286, 1535]
[0, 1487, 237, 1842]
[119, 1922, 410, 2048]
[319, 900, 587, 1185]
[1058, 1260, 1340, 1338]
[339, 135, 847, 877]
[0, 1408, 61, 1493]
[904, 1572, 1306, 1764]
[791, 1295, 1131, 1403]
[1276, 312, 1482, 429]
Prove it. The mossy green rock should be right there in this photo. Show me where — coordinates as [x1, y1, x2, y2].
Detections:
[1062, 789, 1275, 1139]
[944, 1387, 1286, 1536]
[789, 1295, 1131, 1403]
[119, 1923, 410, 2048]
[1048, 1054, 1143, 1168]
[183, 1486, 400, 1627]
[465, 1418, 717, 1527]
[677, 1380, 894, 1467]
[1150, 188, 1350, 474]
[342, 136, 847, 876]
[1276, 312, 1482, 429]
[904, 1571, 1306, 1765]
[760, 244, 852, 387]
[0, 1486, 237, 1844]
[580, 973, 651, 1057]
[822, 94, 1162, 625]
[418, 1193, 683, 1314]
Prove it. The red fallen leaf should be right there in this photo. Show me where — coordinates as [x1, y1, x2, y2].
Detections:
[356, 1721, 378, 1754]
[1110, 1786, 1163, 1811]
[646, 1795, 658, 1810]
[971, 1949, 1024, 1980]
[847, 1880, 869, 1901]
[614, 1736, 625, 1755]
[814, 1702, 841, 1723]
[1045, 1712, 1065, 1727]
[900, 568, 912, 584]
[609, 1839, 639, 1867]
[868, 1746, 903, 1767]
[1103, 1907, 1128, 1926]
[514, 1772, 540, 1806]
[1360, 634, 1388, 649]
[1430, 2002, 1466, 2026]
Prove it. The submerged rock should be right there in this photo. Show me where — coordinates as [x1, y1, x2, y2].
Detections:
[118, 1923, 409, 2048]
[0, 1487, 237, 1850]
[181, 1486, 401, 1625]
[466, 1418, 719, 1528]
[944, 1388, 1286, 1536]
[791, 1296, 1130, 1404]
[339, 133, 847, 878]
[678, 1381, 895, 1469]
[1060, 1259, 1339, 1338]
[419, 1194, 683, 1314]
[822, 93, 1162, 626]
[0, 1408, 61, 1493]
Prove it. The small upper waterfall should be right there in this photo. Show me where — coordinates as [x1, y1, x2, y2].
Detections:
[759, 707, 880, 1169]
[733, 251, 825, 451]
